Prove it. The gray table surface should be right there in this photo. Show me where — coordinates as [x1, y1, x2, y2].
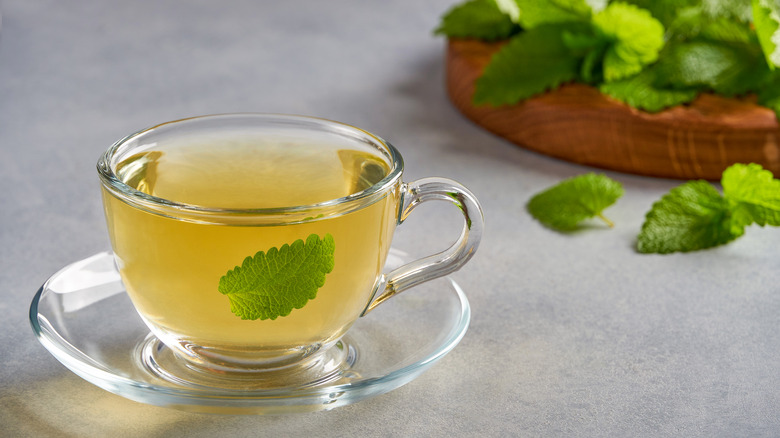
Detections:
[2, 1, 779, 437]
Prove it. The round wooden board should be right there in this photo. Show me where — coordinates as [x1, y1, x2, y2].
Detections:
[446, 39, 780, 180]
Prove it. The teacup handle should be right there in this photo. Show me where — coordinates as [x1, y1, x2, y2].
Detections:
[362, 177, 484, 315]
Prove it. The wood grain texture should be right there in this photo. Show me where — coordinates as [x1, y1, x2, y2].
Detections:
[446, 39, 780, 180]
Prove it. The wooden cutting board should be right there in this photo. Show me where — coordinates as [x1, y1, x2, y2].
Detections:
[446, 39, 780, 180]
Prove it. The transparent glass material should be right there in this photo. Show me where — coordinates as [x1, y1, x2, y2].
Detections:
[94, 113, 483, 375]
[31, 113, 484, 410]
[29, 250, 470, 414]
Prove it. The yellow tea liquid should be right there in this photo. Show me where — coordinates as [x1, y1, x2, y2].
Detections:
[102, 139, 399, 361]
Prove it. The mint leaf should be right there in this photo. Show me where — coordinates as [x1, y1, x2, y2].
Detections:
[218, 234, 335, 321]
[752, 0, 780, 68]
[620, 0, 699, 28]
[665, 6, 708, 39]
[758, 73, 780, 117]
[435, 0, 519, 41]
[667, 5, 754, 42]
[722, 163, 780, 227]
[474, 23, 588, 105]
[561, 28, 610, 83]
[585, 0, 608, 13]
[698, 16, 754, 43]
[559, 3, 666, 84]
[494, 0, 521, 22]
[600, 65, 699, 112]
[637, 181, 742, 253]
[621, 0, 750, 34]
[527, 173, 624, 231]
[654, 39, 771, 96]
[637, 163, 780, 254]
[515, 0, 592, 28]
[702, 0, 752, 22]
[759, 91, 780, 119]
[592, 3, 665, 82]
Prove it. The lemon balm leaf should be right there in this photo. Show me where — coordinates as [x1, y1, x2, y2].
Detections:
[514, 0, 593, 28]
[218, 234, 335, 321]
[758, 74, 780, 117]
[638, 164, 780, 254]
[435, 0, 519, 41]
[637, 181, 742, 253]
[722, 163, 780, 227]
[752, 0, 780, 68]
[474, 23, 588, 105]
[600, 66, 699, 112]
[592, 2, 665, 82]
[527, 173, 624, 231]
[654, 39, 771, 97]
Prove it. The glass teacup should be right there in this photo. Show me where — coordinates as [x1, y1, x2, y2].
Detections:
[97, 114, 483, 386]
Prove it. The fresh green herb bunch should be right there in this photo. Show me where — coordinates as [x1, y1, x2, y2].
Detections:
[436, 0, 780, 117]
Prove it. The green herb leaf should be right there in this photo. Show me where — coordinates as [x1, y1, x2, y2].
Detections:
[637, 163, 780, 254]
[584, 0, 608, 13]
[474, 23, 587, 105]
[697, 15, 754, 43]
[654, 39, 771, 96]
[218, 234, 335, 321]
[752, 0, 780, 68]
[637, 181, 742, 253]
[494, 0, 521, 22]
[758, 73, 780, 117]
[722, 163, 780, 227]
[561, 28, 609, 83]
[600, 65, 699, 112]
[701, 0, 753, 23]
[667, 5, 754, 42]
[527, 173, 624, 231]
[622, 0, 750, 27]
[592, 2, 665, 82]
[620, 0, 700, 28]
[514, 0, 592, 29]
[435, 0, 519, 41]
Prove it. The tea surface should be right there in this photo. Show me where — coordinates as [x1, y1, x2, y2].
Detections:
[115, 139, 389, 208]
[103, 140, 399, 361]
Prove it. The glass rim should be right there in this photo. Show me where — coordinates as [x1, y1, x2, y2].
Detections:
[97, 113, 404, 224]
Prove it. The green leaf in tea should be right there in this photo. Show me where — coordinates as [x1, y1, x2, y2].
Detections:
[527, 173, 624, 231]
[435, 0, 519, 41]
[218, 234, 335, 321]
[474, 23, 587, 105]
[592, 2, 665, 82]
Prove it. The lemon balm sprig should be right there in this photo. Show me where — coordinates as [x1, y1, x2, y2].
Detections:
[435, 0, 780, 118]
[637, 163, 780, 253]
[527, 173, 624, 231]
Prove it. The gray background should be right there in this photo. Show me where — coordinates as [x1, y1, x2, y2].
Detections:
[2, 1, 779, 436]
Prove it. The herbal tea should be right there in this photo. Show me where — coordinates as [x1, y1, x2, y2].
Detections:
[102, 139, 399, 360]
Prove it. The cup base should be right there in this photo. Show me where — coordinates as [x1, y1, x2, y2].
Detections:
[31, 250, 470, 413]
[135, 333, 359, 391]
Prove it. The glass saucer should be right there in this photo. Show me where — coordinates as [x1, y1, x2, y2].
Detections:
[29, 249, 470, 415]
